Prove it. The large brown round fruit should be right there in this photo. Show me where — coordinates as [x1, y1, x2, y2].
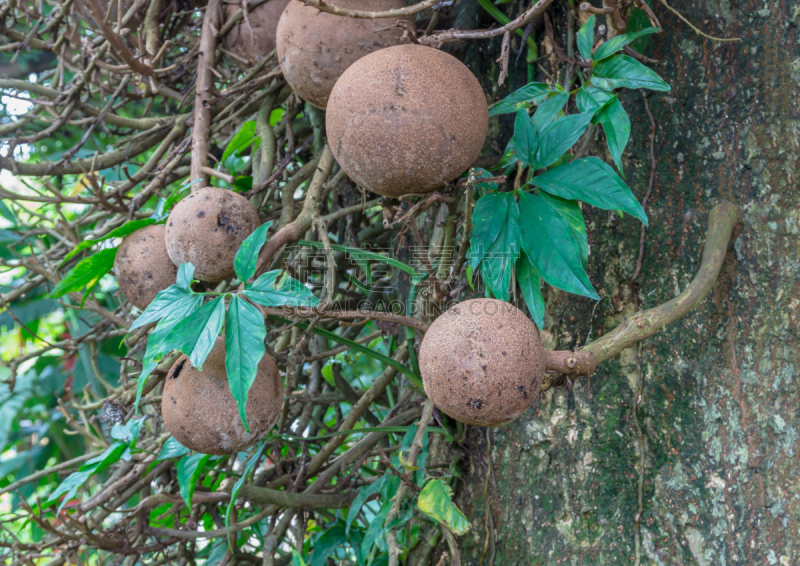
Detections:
[114, 224, 178, 310]
[275, 0, 415, 109]
[326, 44, 488, 198]
[161, 338, 283, 455]
[224, 0, 291, 66]
[419, 299, 544, 427]
[165, 187, 260, 283]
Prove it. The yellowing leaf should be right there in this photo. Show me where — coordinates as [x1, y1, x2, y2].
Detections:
[417, 479, 471, 535]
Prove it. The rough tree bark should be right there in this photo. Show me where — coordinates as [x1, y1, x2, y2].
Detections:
[454, 1, 800, 565]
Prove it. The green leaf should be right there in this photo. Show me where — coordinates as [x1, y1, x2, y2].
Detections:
[517, 191, 599, 299]
[0, 200, 16, 223]
[480, 194, 520, 302]
[156, 437, 190, 461]
[175, 263, 195, 290]
[530, 157, 648, 224]
[488, 82, 551, 116]
[110, 417, 145, 448]
[50, 247, 117, 299]
[417, 479, 471, 535]
[47, 441, 127, 512]
[516, 256, 545, 329]
[129, 284, 193, 330]
[61, 219, 155, 266]
[627, 7, 656, 52]
[577, 14, 595, 60]
[469, 192, 508, 271]
[244, 270, 319, 308]
[291, 550, 308, 566]
[311, 524, 347, 566]
[576, 87, 630, 175]
[167, 296, 226, 370]
[225, 440, 266, 542]
[360, 498, 392, 563]
[233, 221, 272, 283]
[514, 109, 538, 167]
[178, 453, 211, 507]
[592, 55, 670, 91]
[134, 293, 205, 411]
[489, 137, 518, 173]
[225, 295, 267, 432]
[592, 27, 660, 61]
[221, 120, 258, 165]
[532, 93, 569, 133]
[540, 193, 589, 267]
[0, 229, 20, 245]
[347, 476, 385, 534]
[535, 112, 594, 169]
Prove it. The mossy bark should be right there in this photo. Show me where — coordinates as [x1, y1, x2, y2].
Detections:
[453, 1, 800, 565]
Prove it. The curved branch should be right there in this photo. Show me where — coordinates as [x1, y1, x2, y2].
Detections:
[298, 0, 440, 19]
[420, 0, 557, 46]
[543, 202, 739, 383]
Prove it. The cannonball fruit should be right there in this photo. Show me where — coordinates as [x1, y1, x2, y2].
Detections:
[165, 187, 260, 283]
[161, 338, 283, 455]
[326, 44, 489, 198]
[276, 0, 415, 109]
[419, 299, 545, 427]
[114, 224, 178, 310]
[224, 0, 291, 66]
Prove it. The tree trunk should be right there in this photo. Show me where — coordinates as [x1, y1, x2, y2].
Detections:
[456, 1, 800, 564]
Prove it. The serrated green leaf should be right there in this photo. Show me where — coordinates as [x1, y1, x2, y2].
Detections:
[535, 112, 594, 169]
[167, 296, 226, 370]
[480, 194, 520, 302]
[577, 14, 595, 60]
[592, 55, 670, 91]
[532, 93, 569, 133]
[592, 27, 660, 61]
[469, 192, 508, 271]
[178, 453, 211, 507]
[489, 82, 551, 116]
[417, 479, 471, 535]
[540, 193, 589, 267]
[156, 437, 190, 461]
[134, 293, 204, 411]
[61, 219, 155, 266]
[516, 255, 545, 329]
[514, 109, 538, 166]
[518, 191, 599, 299]
[221, 120, 258, 165]
[244, 270, 318, 307]
[530, 157, 647, 224]
[176, 263, 195, 290]
[233, 221, 272, 283]
[225, 295, 267, 432]
[50, 247, 117, 299]
[129, 284, 193, 330]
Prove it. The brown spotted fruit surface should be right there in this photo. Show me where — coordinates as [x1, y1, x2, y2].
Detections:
[276, 0, 414, 109]
[114, 224, 177, 310]
[161, 338, 283, 455]
[224, 0, 291, 66]
[419, 298, 544, 427]
[326, 44, 488, 197]
[165, 187, 260, 282]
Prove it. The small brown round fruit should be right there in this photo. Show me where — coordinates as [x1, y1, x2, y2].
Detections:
[419, 299, 544, 427]
[326, 44, 488, 198]
[165, 187, 260, 283]
[224, 0, 291, 66]
[275, 0, 415, 109]
[114, 224, 178, 310]
[161, 338, 283, 455]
